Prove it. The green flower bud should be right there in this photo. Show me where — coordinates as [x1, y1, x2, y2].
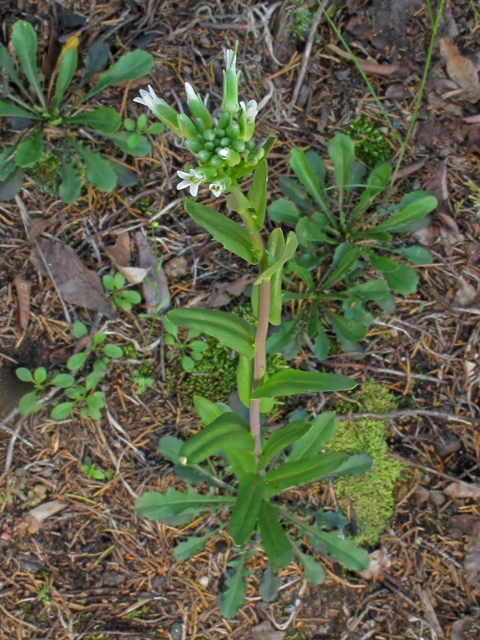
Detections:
[195, 166, 217, 181]
[247, 156, 259, 167]
[210, 155, 223, 168]
[196, 134, 205, 144]
[247, 140, 256, 151]
[218, 147, 241, 167]
[195, 118, 207, 134]
[198, 149, 212, 163]
[134, 85, 182, 137]
[178, 114, 199, 141]
[220, 137, 230, 147]
[203, 129, 215, 142]
[232, 139, 245, 152]
[255, 147, 265, 160]
[205, 141, 215, 151]
[238, 100, 258, 142]
[222, 46, 241, 115]
[185, 83, 214, 129]
[226, 123, 240, 139]
[185, 139, 204, 153]
[215, 129, 226, 138]
[218, 112, 232, 129]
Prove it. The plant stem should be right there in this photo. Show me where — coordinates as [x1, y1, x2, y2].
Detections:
[250, 279, 271, 463]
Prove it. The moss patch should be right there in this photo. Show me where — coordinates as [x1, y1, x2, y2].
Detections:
[346, 115, 393, 167]
[328, 383, 407, 546]
[26, 149, 87, 197]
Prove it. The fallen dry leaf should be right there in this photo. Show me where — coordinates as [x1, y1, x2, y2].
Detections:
[251, 621, 285, 640]
[207, 274, 253, 308]
[465, 531, 480, 585]
[359, 547, 392, 580]
[13, 275, 32, 333]
[440, 37, 480, 103]
[453, 276, 479, 308]
[395, 158, 427, 180]
[413, 222, 442, 246]
[426, 161, 452, 215]
[358, 61, 410, 79]
[105, 232, 149, 285]
[420, 589, 444, 640]
[31, 238, 114, 318]
[467, 242, 480, 264]
[28, 218, 50, 244]
[135, 232, 170, 314]
[463, 114, 480, 124]
[28, 500, 67, 522]
[444, 482, 480, 499]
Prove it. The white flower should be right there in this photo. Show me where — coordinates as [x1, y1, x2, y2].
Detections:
[176, 169, 206, 197]
[240, 100, 258, 119]
[133, 85, 163, 114]
[224, 48, 237, 73]
[209, 176, 232, 198]
[217, 148, 229, 159]
[185, 82, 200, 103]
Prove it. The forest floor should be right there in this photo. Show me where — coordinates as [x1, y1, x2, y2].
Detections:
[1, 1, 480, 639]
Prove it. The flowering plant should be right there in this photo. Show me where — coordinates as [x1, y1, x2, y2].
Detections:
[134, 43, 370, 617]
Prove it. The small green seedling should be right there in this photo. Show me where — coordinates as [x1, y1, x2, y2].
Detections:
[123, 113, 164, 152]
[16, 367, 75, 415]
[67, 321, 123, 372]
[81, 456, 114, 481]
[37, 584, 51, 607]
[103, 272, 142, 311]
[163, 317, 209, 372]
[133, 368, 154, 395]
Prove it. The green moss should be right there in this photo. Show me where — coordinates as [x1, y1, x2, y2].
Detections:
[346, 115, 393, 167]
[328, 383, 407, 546]
[26, 149, 87, 197]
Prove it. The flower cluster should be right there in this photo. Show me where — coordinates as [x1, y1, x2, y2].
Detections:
[134, 45, 263, 198]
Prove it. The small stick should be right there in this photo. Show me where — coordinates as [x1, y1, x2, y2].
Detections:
[289, 1, 330, 110]
[4, 417, 25, 473]
[389, 452, 480, 490]
[336, 409, 480, 425]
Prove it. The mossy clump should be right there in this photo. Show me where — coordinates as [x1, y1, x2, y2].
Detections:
[26, 149, 87, 197]
[289, 2, 320, 43]
[328, 383, 407, 546]
[346, 115, 393, 168]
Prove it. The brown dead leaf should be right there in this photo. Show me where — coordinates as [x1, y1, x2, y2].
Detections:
[425, 161, 452, 215]
[135, 232, 170, 314]
[207, 274, 253, 308]
[413, 222, 441, 246]
[251, 621, 285, 640]
[440, 37, 480, 103]
[346, 15, 373, 40]
[463, 114, 480, 124]
[465, 530, 480, 585]
[359, 548, 392, 580]
[420, 589, 444, 640]
[453, 277, 480, 308]
[444, 482, 480, 499]
[395, 158, 427, 180]
[31, 238, 114, 318]
[28, 500, 67, 522]
[467, 242, 480, 264]
[13, 275, 31, 333]
[105, 232, 149, 285]
[358, 61, 410, 79]
[448, 515, 480, 538]
[28, 218, 50, 244]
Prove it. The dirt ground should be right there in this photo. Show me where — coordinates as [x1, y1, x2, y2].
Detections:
[1, 1, 480, 638]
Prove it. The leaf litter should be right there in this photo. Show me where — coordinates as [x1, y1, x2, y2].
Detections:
[135, 231, 170, 314]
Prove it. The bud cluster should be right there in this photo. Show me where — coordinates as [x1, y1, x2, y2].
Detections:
[134, 45, 261, 198]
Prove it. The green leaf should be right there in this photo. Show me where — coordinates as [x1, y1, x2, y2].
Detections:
[86, 391, 104, 409]
[33, 367, 47, 384]
[252, 369, 355, 399]
[305, 150, 326, 185]
[258, 501, 292, 569]
[84, 41, 109, 74]
[354, 162, 391, 218]
[158, 435, 183, 463]
[148, 122, 165, 134]
[236, 354, 253, 409]
[135, 486, 234, 522]
[288, 412, 337, 463]
[114, 271, 126, 291]
[310, 528, 370, 571]
[84, 49, 154, 100]
[313, 326, 330, 361]
[52, 49, 78, 108]
[121, 290, 142, 305]
[321, 248, 359, 291]
[334, 453, 372, 477]
[352, 229, 392, 242]
[184, 199, 259, 265]
[71, 142, 116, 192]
[16, 367, 34, 383]
[178, 413, 253, 465]
[66, 107, 121, 134]
[103, 274, 115, 291]
[0, 44, 26, 92]
[102, 344, 123, 359]
[182, 355, 194, 372]
[189, 340, 208, 353]
[105, 131, 151, 157]
[67, 351, 87, 371]
[375, 195, 437, 231]
[15, 129, 44, 168]
[268, 198, 301, 224]
[219, 556, 248, 618]
[259, 563, 280, 602]
[290, 148, 330, 213]
[328, 133, 355, 209]
[19, 391, 40, 415]
[278, 176, 314, 211]
[266, 319, 302, 358]
[11, 21, 46, 108]
[393, 246, 433, 265]
[168, 308, 255, 359]
[173, 533, 212, 561]
[382, 262, 418, 295]
[267, 228, 286, 326]
[193, 395, 227, 425]
[59, 162, 81, 204]
[324, 308, 367, 342]
[224, 448, 256, 484]
[247, 159, 268, 230]
[93, 332, 105, 345]
[307, 303, 319, 338]
[228, 474, 266, 545]
[294, 549, 325, 585]
[51, 402, 75, 420]
[0, 100, 40, 119]
[255, 231, 298, 284]
[258, 420, 311, 471]
[264, 451, 347, 498]
[85, 372, 102, 391]
[50, 374, 75, 389]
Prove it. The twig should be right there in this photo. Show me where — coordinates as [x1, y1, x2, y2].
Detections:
[289, 1, 329, 110]
[4, 417, 25, 473]
[321, 360, 449, 385]
[336, 409, 480, 425]
[0, 407, 33, 447]
[388, 452, 480, 490]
